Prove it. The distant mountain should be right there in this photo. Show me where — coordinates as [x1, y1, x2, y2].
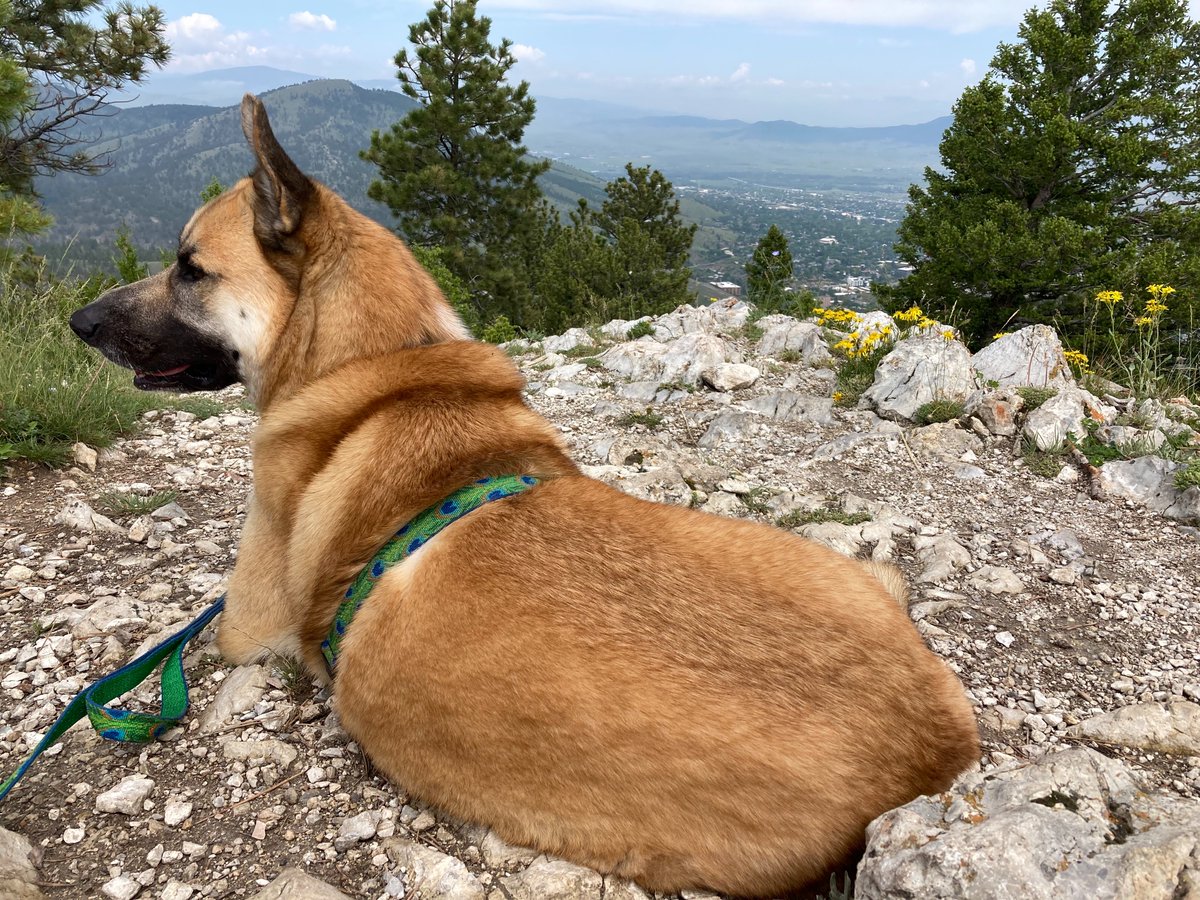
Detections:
[37, 79, 418, 246]
[115, 66, 326, 107]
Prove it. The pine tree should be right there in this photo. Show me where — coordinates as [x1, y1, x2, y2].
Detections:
[362, 0, 549, 324]
[0, 0, 169, 194]
[745, 225, 796, 312]
[882, 0, 1200, 345]
[590, 163, 697, 318]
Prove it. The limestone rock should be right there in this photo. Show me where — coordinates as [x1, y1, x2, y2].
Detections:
[95, 776, 155, 815]
[199, 665, 268, 733]
[740, 392, 835, 425]
[907, 422, 982, 462]
[968, 565, 1025, 595]
[0, 826, 45, 900]
[248, 869, 352, 900]
[221, 738, 299, 769]
[754, 316, 832, 363]
[856, 748, 1200, 900]
[599, 341, 669, 383]
[480, 831, 539, 869]
[701, 363, 760, 392]
[499, 857, 604, 900]
[863, 335, 978, 422]
[54, 498, 124, 535]
[971, 325, 1074, 388]
[71, 442, 98, 472]
[1068, 702, 1200, 756]
[1097, 456, 1200, 522]
[976, 389, 1025, 436]
[384, 839, 486, 900]
[1023, 386, 1116, 450]
[542, 328, 594, 354]
[659, 334, 742, 386]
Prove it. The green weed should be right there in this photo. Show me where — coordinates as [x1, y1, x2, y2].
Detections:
[95, 489, 178, 517]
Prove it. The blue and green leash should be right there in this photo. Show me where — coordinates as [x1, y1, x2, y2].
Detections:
[0, 474, 538, 804]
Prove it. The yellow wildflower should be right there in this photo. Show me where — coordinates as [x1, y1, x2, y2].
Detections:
[893, 306, 923, 323]
[917, 317, 936, 330]
[942, 329, 955, 341]
[1095, 290, 1123, 305]
[1147, 283, 1176, 301]
[1062, 349, 1089, 372]
[832, 391, 843, 402]
[1134, 315, 1154, 328]
[993, 332, 1011, 340]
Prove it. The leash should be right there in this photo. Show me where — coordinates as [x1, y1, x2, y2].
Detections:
[0, 596, 225, 803]
[0, 473, 542, 804]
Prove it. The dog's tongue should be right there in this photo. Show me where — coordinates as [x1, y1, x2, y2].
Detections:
[137, 364, 189, 378]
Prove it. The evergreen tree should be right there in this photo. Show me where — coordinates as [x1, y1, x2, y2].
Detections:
[362, 0, 549, 324]
[590, 163, 697, 318]
[745, 225, 795, 312]
[0, 0, 170, 194]
[112, 224, 147, 283]
[882, 0, 1200, 345]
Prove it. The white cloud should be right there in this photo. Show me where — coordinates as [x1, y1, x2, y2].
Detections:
[511, 43, 546, 63]
[765, 77, 786, 87]
[960, 58, 977, 75]
[166, 12, 223, 41]
[289, 11, 337, 31]
[730, 62, 751, 83]
[484, 0, 1032, 32]
[164, 14, 267, 72]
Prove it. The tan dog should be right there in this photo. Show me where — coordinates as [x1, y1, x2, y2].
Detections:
[71, 94, 980, 897]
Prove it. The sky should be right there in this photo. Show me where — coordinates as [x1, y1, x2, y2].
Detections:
[150, 0, 1047, 126]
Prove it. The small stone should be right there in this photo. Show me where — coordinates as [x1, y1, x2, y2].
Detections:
[163, 799, 193, 827]
[150, 501, 188, 521]
[95, 776, 155, 815]
[161, 882, 195, 900]
[410, 810, 436, 832]
[4, 564, 35, 582]
[995, 631, 1016, 648]
[247, 868, 352, 899]
[500, 857, 604, 900]
[71, 442, 99, 472]
[335, 809, 385, 852]
[101, 875, 142, 900]
[1048, 566, 1077, 585]
[384, 839, 485, 899]
[63, 824, 85, 844]
[701, 363, 761, 392]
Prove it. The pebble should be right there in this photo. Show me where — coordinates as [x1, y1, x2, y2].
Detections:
[95, 776, 155, 815]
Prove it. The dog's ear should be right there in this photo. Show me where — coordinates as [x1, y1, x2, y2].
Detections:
[240, 93, 313, 250]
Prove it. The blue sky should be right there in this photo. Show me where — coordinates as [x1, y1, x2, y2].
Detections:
[153, 1, 1046, 126]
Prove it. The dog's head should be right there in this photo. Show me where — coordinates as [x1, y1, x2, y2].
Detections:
[71, 94, 467, 405]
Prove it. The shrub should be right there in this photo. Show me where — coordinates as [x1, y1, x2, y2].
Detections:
[913, 398, 965, 425]
[626, 320, 654, 340]
[1016, 385, 1057, 411]
[480, 314, 517, 344]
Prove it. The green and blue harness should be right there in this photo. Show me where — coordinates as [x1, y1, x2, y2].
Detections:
[0, 474, 539, 804]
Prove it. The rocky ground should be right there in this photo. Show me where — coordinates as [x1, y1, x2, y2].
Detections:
[1, 301, 1198, 899]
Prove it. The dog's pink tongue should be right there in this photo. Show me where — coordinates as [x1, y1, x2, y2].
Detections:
[139, 364, 189, 377]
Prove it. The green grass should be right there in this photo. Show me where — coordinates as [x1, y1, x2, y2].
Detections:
[578, 357, 603, 370]
[1016, 385, 1058, 411]
[95, 489, 178, 517]
[614, 410, 664, 429]
[777, 349, 803, 363]
[834, 343, 891, 408]
[913, 398, 965, 425]
[1176, 460, 1200, 491]
[1021, 438, 1066, 478]
[0, 265, 213, 467]
[776, 509, 871, 529]
[626, 320, 654, 340]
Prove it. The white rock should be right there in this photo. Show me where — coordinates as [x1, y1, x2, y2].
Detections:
[754, 316, 832, 363]
[500, 857, 604, 900]
[221, 739, 299, 769]
[161, 882, 195, 900]
[163, 799, 193, 828]
[1023, 386, 1116, 451]
[247, 869, 352, 899]
[971, 325, 1074, 388]
[968, 566, 1025, 595]
[542, 328, 594, 354]
[95, 776, 155, 815]
[701, 363, 760, 392]
[1097, 456, 1200, 522]
[71, 442, 98, 472]
[101, 875, 141, 900]
[659, 334, 742, 386]
[54, 499, 124, 535]
[335, 809, 386, 851]
[863, 335, 979, 422]
[4, 564, 35, 582]
[199, 665, 268, 733]
[1068, 702, 1200, 756]
[0, 826, 43, 900]
[62, 825, 84, 844]
[384, 839, 486, 899]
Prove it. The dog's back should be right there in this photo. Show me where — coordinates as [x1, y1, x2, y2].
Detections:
[337, 474, 979, 897]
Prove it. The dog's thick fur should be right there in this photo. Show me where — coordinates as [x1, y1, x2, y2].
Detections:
[71, 95, 980, 898]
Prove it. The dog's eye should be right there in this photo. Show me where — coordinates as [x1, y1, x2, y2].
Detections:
[177, 257, 205, 283]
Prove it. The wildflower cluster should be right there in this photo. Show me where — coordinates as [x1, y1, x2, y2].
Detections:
[1062, 349, 1090, 375]
[832, 321, 895, 359]
[814, 307, 863, 327]
[1087, 283, 1181, 397]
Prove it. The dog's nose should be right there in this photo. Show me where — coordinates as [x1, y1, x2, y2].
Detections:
[70, 305, 103, 342]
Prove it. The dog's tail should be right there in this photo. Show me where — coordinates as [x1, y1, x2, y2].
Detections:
[861, 560, 909, 608]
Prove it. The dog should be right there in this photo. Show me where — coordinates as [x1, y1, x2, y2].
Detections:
[71, 94, 980, 897]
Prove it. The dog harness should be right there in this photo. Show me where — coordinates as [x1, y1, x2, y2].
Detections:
[0, 473, 539, 803]
[320, 474, 540, 671]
